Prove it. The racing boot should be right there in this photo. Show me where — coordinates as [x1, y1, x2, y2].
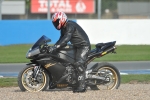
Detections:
[73, 72, 86, 93]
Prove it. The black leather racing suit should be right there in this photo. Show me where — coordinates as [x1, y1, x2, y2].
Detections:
[55, 20, 91, 91]
[55, 20, 91, 64]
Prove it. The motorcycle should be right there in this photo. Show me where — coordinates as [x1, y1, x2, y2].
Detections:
[18, 35, 120, 92]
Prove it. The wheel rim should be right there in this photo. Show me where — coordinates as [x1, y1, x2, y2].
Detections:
[21, 66, 47, 92]
[95, 66, 118, 90]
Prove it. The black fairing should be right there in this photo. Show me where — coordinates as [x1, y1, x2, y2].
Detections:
[35, 57, 65, 81]
[34, 47, 75, 81]
[46, 60, 66, 80]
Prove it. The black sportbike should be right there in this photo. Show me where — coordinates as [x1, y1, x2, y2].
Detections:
[18, 35, 120, 92]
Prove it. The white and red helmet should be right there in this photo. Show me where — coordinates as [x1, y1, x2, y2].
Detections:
[52, 12, 68, 30]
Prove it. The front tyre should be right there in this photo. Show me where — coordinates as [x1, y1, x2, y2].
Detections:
[90, 62, 121, 90]
[18, 65, 49, 92]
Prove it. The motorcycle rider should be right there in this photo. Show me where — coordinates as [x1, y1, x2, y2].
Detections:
[49, 11, 91, 93]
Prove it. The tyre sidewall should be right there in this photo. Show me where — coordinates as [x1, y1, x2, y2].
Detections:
[17, 65, 49, 92]
[90, 62, 121, 90]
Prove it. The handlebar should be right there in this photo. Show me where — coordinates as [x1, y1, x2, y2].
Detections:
[40, 44, 49, 53]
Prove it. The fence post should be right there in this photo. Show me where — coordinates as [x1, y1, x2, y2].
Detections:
[0, 0, 3, 20]
[47, 0, 50, 20]
[97, 0, 101, 19]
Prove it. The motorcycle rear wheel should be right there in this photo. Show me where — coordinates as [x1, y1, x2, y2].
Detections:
[18, 65, 49, 92]
[90, 62, 120, 90]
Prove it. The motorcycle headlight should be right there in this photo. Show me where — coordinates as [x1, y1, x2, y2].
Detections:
[26, 49, 32, 59]
[26, 48, 40, 59]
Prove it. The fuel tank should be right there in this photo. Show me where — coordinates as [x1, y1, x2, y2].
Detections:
[57, 45, 75, 64]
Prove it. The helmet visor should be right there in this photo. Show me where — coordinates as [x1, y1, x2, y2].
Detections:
[52, 19, 60, 29]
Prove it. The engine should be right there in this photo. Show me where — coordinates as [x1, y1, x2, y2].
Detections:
[65, 65, 77, 84]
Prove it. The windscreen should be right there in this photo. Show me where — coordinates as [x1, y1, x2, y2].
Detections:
[31, 35, 51, 49]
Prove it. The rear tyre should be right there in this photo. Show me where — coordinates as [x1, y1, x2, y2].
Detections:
[18, 65, 49, 92]
[90, 62, 120, 90]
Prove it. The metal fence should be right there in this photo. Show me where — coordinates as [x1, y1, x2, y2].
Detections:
[1, 0, 150, 20]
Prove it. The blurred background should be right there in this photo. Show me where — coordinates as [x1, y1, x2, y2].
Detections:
[1, 0, 150, 45]
[1, 0, 150, 20]
[0, 0, 150, 73]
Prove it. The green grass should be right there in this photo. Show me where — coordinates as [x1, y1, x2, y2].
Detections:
[92, 45, 150, 62]
[0, 44, 150, 63]
[0, 44, 32, 63]
[121, 74, 150, 84]
[0, 78, 18, 87]
[0, 74, 150, 87]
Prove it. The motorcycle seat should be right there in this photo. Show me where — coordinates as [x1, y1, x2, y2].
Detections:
[95, 41, 115, 49]
[88, 41, 116, 57]
[96, 41, 116, 50]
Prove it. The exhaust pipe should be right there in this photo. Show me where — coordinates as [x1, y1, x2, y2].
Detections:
[100, 46, 116, 56]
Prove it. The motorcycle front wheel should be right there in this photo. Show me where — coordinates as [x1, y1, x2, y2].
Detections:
[18, 65, 49, 92]
[90, 62, 121, 90]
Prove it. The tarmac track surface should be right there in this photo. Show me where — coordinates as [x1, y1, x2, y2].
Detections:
[0, 61, 150, 77]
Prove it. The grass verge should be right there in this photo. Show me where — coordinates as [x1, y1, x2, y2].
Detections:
[0, 44, 150, 63]
[0, 74, 150, 87]
[121, 74, 150, 84]
[0, 78, 18, 87]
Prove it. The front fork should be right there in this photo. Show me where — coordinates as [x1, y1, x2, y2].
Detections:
[32, 65, 41, 80]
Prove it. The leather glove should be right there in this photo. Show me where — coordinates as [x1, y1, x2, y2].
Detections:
[40, 45, 49, 53]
